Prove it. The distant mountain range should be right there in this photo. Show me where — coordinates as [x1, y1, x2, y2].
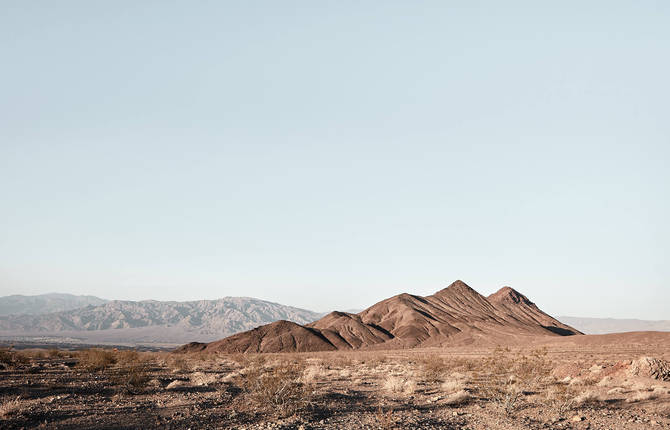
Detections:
[0, 293, 108, 316]
[2, 291, 666, 348]
[178, 281, 581, 354]
[0, 295, 321, 346]
[558, 316, 670, 335]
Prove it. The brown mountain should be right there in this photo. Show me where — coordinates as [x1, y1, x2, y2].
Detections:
[176, 280, 581, 353]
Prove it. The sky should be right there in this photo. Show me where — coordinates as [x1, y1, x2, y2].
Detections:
[0, 1, 668, 319]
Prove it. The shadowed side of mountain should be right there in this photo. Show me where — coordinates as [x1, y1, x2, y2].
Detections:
[488, 287, 582, 336]
[307, 311, 392, 349]
[177, 320, 338, 353]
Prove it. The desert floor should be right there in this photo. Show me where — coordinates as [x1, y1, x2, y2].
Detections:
[2, 337, 670, 429]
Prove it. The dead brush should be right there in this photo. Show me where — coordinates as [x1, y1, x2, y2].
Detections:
[0, 348, 30, 369]
[105, 350, 156, 394]
[238, 359, 314, 418]
[374, 406, 396, 430]
[47, 349, 64, 359]
[76, 348, 117, 372]
[328, 354, 354, 369]
[545, 383, 577, 417]
[0, 349, 17, 368]
[419, 354, 447, 383]
[476, 347, 552, 415]
[0, 396, 24, 419]
[168, 356, 191, 373]
[451, 356, 479, 372]
[112, 362, 152, 394]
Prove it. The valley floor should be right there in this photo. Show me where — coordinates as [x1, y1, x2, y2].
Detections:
[1, 340, 670, 429]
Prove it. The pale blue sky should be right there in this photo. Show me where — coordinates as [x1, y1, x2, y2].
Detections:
[1, 1, 668, 319]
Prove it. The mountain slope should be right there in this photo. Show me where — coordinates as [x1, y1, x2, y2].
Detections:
[488, 287, 579, 336]
[179, 280, 581, 353]
[0, 293, 108, 316]
[0, 297, 322, 344]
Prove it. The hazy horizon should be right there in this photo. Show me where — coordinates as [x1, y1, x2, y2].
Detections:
[1, 2, 668, 320]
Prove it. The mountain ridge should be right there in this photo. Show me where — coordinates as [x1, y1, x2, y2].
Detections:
[0, 296, 322, 345]
[0, 293, 108, 316]
[177, 280, 581, 353]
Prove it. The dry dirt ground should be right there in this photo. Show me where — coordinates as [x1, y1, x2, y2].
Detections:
[2, 341, 670, 429]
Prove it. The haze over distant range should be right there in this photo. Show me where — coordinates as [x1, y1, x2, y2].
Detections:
[1, 2, 668, 319]
[0, 292, 667, 348]
[0, 293, 321, 345]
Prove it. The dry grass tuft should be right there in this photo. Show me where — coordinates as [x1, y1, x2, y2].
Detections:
[300, 364, 327, 384]
[0, 396, 24, 419]
[383, 376, 417, 395]
[572, 390, 603, 406]
[441, 379, 467, 394]
[445, 390, 471, 406]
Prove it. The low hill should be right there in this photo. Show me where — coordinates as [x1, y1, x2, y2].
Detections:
[177, 280, 581, 353]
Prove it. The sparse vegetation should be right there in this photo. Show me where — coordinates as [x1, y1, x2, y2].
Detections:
[476, 347, 553, 415]
[76, 348, 117, 371]
[0, 348, 29, 369]
[0, 396, 24, 419]
[1, 345, 670, 428]
[237, 358, 314, 417]
[383, 375, 417, 395]
[374, 406, 396, 430]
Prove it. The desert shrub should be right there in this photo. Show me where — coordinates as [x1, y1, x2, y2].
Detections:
[169, 356, 191, 372]
[383, 376, 416, 395]
[76, 349, 117, 371]
[420, 354, 447, 383]
[238, 360, 313, 417]
[188, 351, 217, 363]
[477, 347, 552, 415]
[113, 362, 151, 394]
[0, 349, 13, 367]
[545, 383, 578, 416]
[48, 349, 63, 358]
[374, 406, 396, 430]
[114, 349, 139, 365]
[0, 348, 29, 369]
[300, 364, 327, 384]
[0, 396, 24, 419]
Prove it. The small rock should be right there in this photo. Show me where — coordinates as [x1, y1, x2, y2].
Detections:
[572, 415, 585, 422]
[166, 380, 188, 390]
